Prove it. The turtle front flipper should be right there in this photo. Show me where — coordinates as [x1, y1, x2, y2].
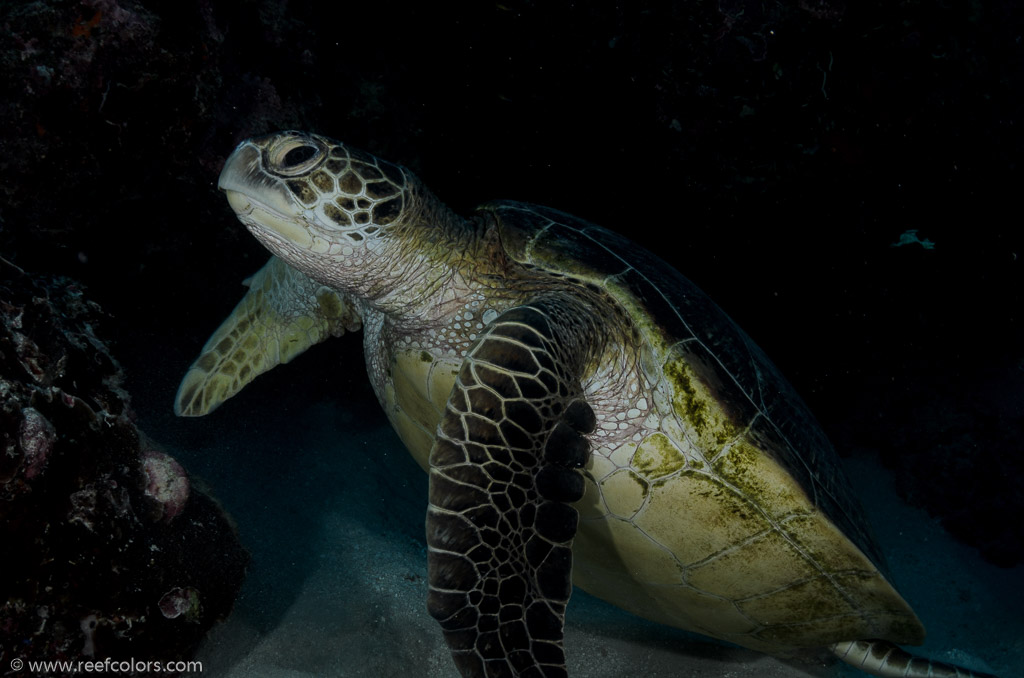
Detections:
[174, 256, 362, 416]
[831, 640, 1000, 678]
[426, 295, 606, 678]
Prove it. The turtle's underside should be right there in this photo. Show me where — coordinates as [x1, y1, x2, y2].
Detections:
[175, 131, 998, 678]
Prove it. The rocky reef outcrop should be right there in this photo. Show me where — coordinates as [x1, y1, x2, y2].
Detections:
[1, 260, 248, 676]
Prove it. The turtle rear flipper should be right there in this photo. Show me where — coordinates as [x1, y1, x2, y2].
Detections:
[832, 640, 1000, 678]
[174, 255, 362, 416]
[426, 295, 604, 678]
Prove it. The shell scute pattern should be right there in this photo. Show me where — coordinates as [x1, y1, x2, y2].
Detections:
[483, 200, 884, 571]
[465, 200, 934, 651]
[599, 468, 648, 519]
[631, 432, 687, 479]
[662, 340, 755, 457]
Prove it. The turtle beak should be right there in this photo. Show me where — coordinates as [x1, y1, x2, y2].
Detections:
[218, 141, 314, 248]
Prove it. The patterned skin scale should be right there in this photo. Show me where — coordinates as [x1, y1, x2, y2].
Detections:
[175, 131, 998, 678]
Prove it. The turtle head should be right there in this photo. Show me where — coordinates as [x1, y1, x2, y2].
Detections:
[218, 131, 433, 292]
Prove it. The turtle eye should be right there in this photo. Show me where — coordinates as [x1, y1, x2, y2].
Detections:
[283, 145, 316, 167]
[266, 134, 326, 177]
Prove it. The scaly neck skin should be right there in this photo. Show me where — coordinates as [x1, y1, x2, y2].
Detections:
[360, 204, 486, 328]
[252, 179, 494, 331]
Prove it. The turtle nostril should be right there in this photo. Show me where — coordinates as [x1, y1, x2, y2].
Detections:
[282, 145, 317, 168]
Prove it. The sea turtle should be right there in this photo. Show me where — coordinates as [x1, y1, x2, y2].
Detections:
[175, 131, 997, 678]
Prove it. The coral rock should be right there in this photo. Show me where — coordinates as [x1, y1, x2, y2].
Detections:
[142, 448, 190, 522]
[0, 264, 249, 676]
[18, 406, 55, 479]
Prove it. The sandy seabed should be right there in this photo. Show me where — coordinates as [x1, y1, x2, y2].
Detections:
[149, 394, 1020, 678]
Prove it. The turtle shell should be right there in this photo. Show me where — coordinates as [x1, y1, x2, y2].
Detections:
[481, 199, 925, 652]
